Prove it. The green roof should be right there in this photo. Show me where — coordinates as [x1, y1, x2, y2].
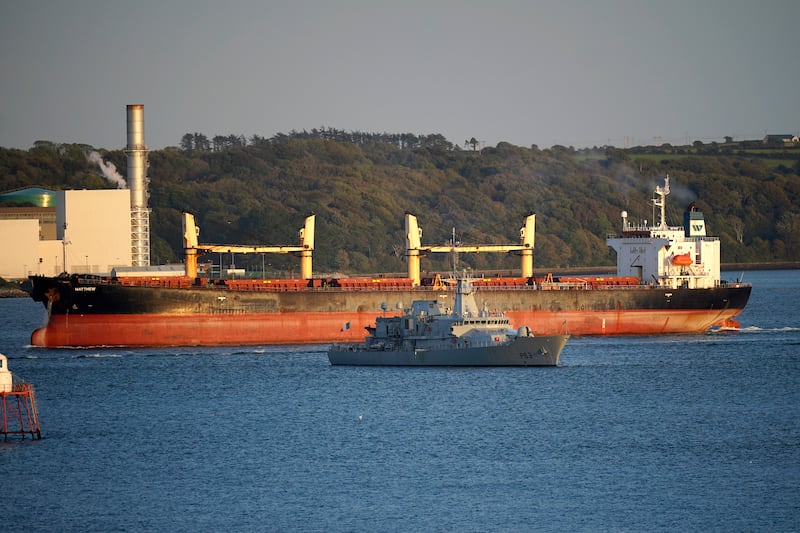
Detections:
[0, 188, 57, 207]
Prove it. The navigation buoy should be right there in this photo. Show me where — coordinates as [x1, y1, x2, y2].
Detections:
[0, 354, 42, 440]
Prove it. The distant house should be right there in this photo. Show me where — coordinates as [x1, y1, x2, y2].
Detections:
[763, 134, 798, 146]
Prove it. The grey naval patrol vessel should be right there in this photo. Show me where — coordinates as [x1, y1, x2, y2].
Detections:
[328, 275, 569, 366]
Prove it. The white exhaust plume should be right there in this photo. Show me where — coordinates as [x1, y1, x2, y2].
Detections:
[87, 151, 126, 188]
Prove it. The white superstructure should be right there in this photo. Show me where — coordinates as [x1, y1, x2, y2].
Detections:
[607, 176, 721, 289]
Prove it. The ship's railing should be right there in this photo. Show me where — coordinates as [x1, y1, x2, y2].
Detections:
[419, 339, 500, 350]
[538, 282, 592, 290]
[74, 274, 745, 293]
[607, 231, 721, 243]
[618, 223, 686, 233]
[335, 338, 506, 352]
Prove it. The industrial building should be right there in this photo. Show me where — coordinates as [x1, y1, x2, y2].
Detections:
[0, 104, 151, 280]
[0, 189, 132, 279]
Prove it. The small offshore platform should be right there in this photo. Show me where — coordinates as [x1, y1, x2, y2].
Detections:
[0, 354, 41, 440]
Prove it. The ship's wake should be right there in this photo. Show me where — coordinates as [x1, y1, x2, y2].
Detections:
[734, 326, 800, 333]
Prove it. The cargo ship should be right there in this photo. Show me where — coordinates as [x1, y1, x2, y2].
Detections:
[27, 176, 750, 347]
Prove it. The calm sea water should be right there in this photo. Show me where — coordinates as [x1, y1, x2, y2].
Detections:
[1, 270, 798, 532]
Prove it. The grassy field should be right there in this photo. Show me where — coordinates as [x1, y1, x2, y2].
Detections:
[624, 147, 799, 169]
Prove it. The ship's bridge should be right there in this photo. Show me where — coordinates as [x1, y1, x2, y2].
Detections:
[606, 176, 721, 289]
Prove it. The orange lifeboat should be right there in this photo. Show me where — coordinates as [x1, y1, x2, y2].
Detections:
[672, 253, 693, 266]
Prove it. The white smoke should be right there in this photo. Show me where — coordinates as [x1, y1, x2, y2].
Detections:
[666, 181, 698, 206]
[87, 151, 127, 189]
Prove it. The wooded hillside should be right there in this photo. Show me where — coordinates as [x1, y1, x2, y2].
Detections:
[2, 132, 799, 275]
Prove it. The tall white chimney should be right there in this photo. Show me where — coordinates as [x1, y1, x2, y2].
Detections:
[125, 104, 150, 266]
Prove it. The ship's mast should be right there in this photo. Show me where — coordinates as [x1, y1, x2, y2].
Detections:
[450, 227, 459, 273]
[653, 175, 670, 229]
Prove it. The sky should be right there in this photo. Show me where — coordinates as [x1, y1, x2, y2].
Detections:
[1, 0, 798, 151]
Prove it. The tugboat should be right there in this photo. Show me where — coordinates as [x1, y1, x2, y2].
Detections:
[328, 275, 569, 366]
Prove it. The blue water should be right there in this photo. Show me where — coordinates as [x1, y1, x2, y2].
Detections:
[1, 270, 798, 531]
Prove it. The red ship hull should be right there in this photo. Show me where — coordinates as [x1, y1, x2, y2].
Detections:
[28, 275, 751, 347]
[30, 307, 744, 348]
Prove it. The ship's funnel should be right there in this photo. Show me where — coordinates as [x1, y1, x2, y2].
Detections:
[126, 104, 150, 266]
